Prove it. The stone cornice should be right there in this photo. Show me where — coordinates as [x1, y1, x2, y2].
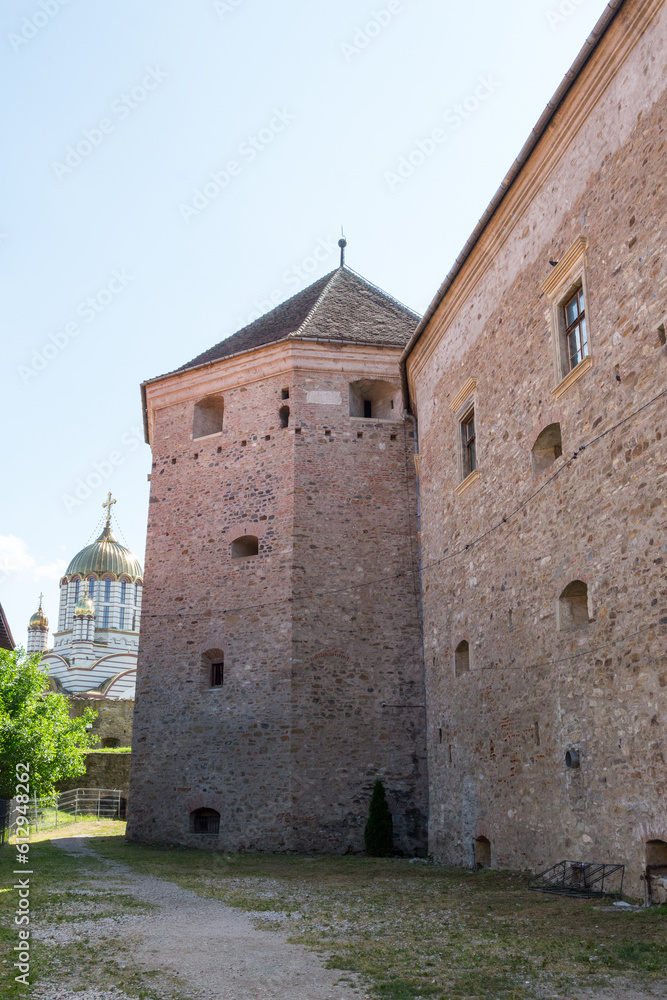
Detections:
[541, 236, 588, 298]
[449, 377, 477, 413]
[144, 339, 404, 445]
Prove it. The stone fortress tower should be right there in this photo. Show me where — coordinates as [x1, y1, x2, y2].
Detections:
[27, 495, 144, 701]
[128, 257, 428, 853]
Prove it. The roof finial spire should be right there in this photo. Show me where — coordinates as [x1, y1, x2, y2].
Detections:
[338, 227, 347, 267]
[102, 492, 117, 533]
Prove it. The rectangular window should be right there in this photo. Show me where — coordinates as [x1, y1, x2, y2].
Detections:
[541, 237, 592, 392]
[461, 408, 476, 478]
[120, 581, 126, 604]
[89, 579, 95, 598]
[210, 661, 224, 687]
[74, 580, 80, 600]
[118, 608, 125, 630]
[104, 579, 111, 601]
[102, 606, 109, 629]
[563, 287, 588, 371]
[363, 399, 372, 418]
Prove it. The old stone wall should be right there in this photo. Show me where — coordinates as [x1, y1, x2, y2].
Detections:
[128, 347, 427, 854]
[57, 751, 131, 796]
[407, 0, 666, 894]
[70, 697, 134, 747]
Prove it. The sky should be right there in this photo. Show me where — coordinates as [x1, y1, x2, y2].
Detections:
[1, 0, 611, 646]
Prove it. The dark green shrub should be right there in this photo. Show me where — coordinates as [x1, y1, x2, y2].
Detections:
[364, 779, 393, 856]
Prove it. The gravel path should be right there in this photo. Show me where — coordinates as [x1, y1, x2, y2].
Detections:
[32, 837, 360, 1000]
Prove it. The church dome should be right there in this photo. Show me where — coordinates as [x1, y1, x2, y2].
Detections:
[29, 600, 48, 630]
[66, 523, 143, 581]
[73, 592, 95, 617]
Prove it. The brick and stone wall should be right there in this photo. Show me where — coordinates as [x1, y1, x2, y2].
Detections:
[128, 342, 427, 854]
[406, 0, 666, 894]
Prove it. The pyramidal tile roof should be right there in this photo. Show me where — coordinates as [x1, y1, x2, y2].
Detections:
[170, 266, 420, 377]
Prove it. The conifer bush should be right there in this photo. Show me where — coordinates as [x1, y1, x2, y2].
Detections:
[364, 778, 393, 856]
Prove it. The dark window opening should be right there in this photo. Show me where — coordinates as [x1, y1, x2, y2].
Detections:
[281, 387, 290, 400]
[231, 535, 259, 559]
[349, 379, 400, 419]
[241, 440, 247, 447]
[658, 324, 666, 347]
[455, 640, 470, 676]
[475, 836, 491, 868]
[210, 660, 223, 687]
[101, 737, 120, 748]
[357, 432, 363, 439]
[295, 428, 302, 435]
[647, 840, 667, 867]
[461, 409, 476, 478]
[390, 433, 397, 441]
[265, 435, 271, 441]
[324, 429, 331, 436]
[190, 808, 220, 835]
[279, 405, 290, 428]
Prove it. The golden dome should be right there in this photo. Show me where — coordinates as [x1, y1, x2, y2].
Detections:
[73, 592, 95, 617]
[29, 597, 48, 630]
[65, 523, 143, 582]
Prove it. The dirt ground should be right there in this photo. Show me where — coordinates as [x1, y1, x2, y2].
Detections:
[32, 837, 360, 1000]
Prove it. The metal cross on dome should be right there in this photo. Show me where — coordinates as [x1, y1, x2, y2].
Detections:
[102, 492, 117, 526]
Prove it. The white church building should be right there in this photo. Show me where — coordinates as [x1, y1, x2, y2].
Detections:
[27, 495, 143, 700]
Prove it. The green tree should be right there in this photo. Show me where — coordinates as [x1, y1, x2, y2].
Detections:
[364, 778, 393, 857]
[0, 648, 97, 800]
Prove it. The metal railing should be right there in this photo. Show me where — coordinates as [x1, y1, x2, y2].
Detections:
[529, 860, 625, 898]
[7, 788, 125, 834]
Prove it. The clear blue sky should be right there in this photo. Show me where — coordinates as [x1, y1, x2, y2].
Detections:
[1, 0, 610, 645]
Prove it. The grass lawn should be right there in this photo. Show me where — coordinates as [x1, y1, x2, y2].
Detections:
[1, 823, 665, 1000]
[93, 833, 667, 1000]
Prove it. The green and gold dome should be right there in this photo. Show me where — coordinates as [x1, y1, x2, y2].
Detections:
[65, 521, 143, 581]
[73, 590, 96, 617]
[29, 598, 48, 630]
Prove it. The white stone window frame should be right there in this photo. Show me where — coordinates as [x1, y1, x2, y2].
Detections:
[450, 377, 480, 496]
[542, 236, 593, 398]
